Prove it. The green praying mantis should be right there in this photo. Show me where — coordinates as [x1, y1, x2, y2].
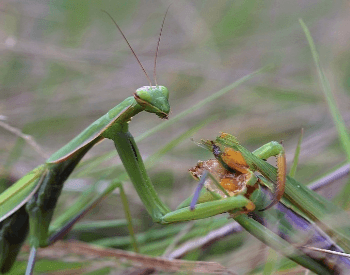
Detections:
[0, 10, 288, 274]
[1, 9, 350, 275]
[0, 10, 276, 274]
[0, 97, 288, 274]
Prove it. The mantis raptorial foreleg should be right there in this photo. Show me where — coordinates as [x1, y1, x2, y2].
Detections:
[159, 133, 287, 223]
[0, 207, 29, 273]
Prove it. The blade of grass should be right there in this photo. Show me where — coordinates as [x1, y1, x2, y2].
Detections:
[235, 214, 333, 275]
[299, 19, 350, 208]
[137, 64, 272, 141]
[71, 219, 139, 231]
[262, 248, 280, 275]
[119, 184, 139, 253]
[299, 19, 350, 161]
[289, 128, 303, 177]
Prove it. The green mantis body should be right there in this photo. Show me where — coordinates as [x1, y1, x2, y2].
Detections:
[0, 86, 171, 273]
[1, 10, 349, 274]
[0, 86, 287, 274]
[0, 108, 348, 274]
[0, 89, 283, 273]
[0, 9, 274, 272]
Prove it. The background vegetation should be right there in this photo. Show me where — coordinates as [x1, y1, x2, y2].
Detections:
[1, 0, 350, 274]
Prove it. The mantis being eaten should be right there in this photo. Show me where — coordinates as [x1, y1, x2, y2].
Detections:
[185, 132, 350, 274]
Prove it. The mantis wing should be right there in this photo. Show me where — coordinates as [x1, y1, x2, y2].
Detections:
[47, 98, 133, 163]
[0, 165, 46, 222]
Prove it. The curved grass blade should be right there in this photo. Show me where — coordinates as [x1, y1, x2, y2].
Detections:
[289, 128, 303, 177]
[299, 19, 350, 208]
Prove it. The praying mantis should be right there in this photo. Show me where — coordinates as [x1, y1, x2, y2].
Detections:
[1, 9, 350, 275]
[0, 10, 283, 274]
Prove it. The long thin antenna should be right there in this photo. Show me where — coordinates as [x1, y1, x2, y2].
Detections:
[102, 10, 152, 86]
[153, 5, 171, 86]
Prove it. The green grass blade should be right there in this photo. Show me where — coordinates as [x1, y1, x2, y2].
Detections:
[300, 19, 350, 208]
[289, 128, 303, 177]
[71, 219, 139, 231]
[235, 215, 333, 274]
[262, 248, 280, 275]
[118, 184, 139, 253]
[137, 64, 272, 141]
[299, 19, 350, 162]
[145, 115, 217, 168]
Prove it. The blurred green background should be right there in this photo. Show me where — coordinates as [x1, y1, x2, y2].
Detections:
[1, 0, 350, 274]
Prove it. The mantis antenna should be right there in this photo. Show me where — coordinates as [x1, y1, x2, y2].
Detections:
[153, 5, 171, 86]
[102, 10, 153, 86]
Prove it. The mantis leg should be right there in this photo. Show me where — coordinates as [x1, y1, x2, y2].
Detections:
[26, 142, 97, 248]
[23, 180, 139, 275]
[111, 129, 170, 222]
[0, 206, 29, 274]
[251, 141, 287, 209]
[19, 143, 97, 275]
[161, 194, 252, 223]
[111, 128, 262, 224]
[45, 180, 138, 250]
[207, 134, 287, 209]
[115, 131, 253, 220]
